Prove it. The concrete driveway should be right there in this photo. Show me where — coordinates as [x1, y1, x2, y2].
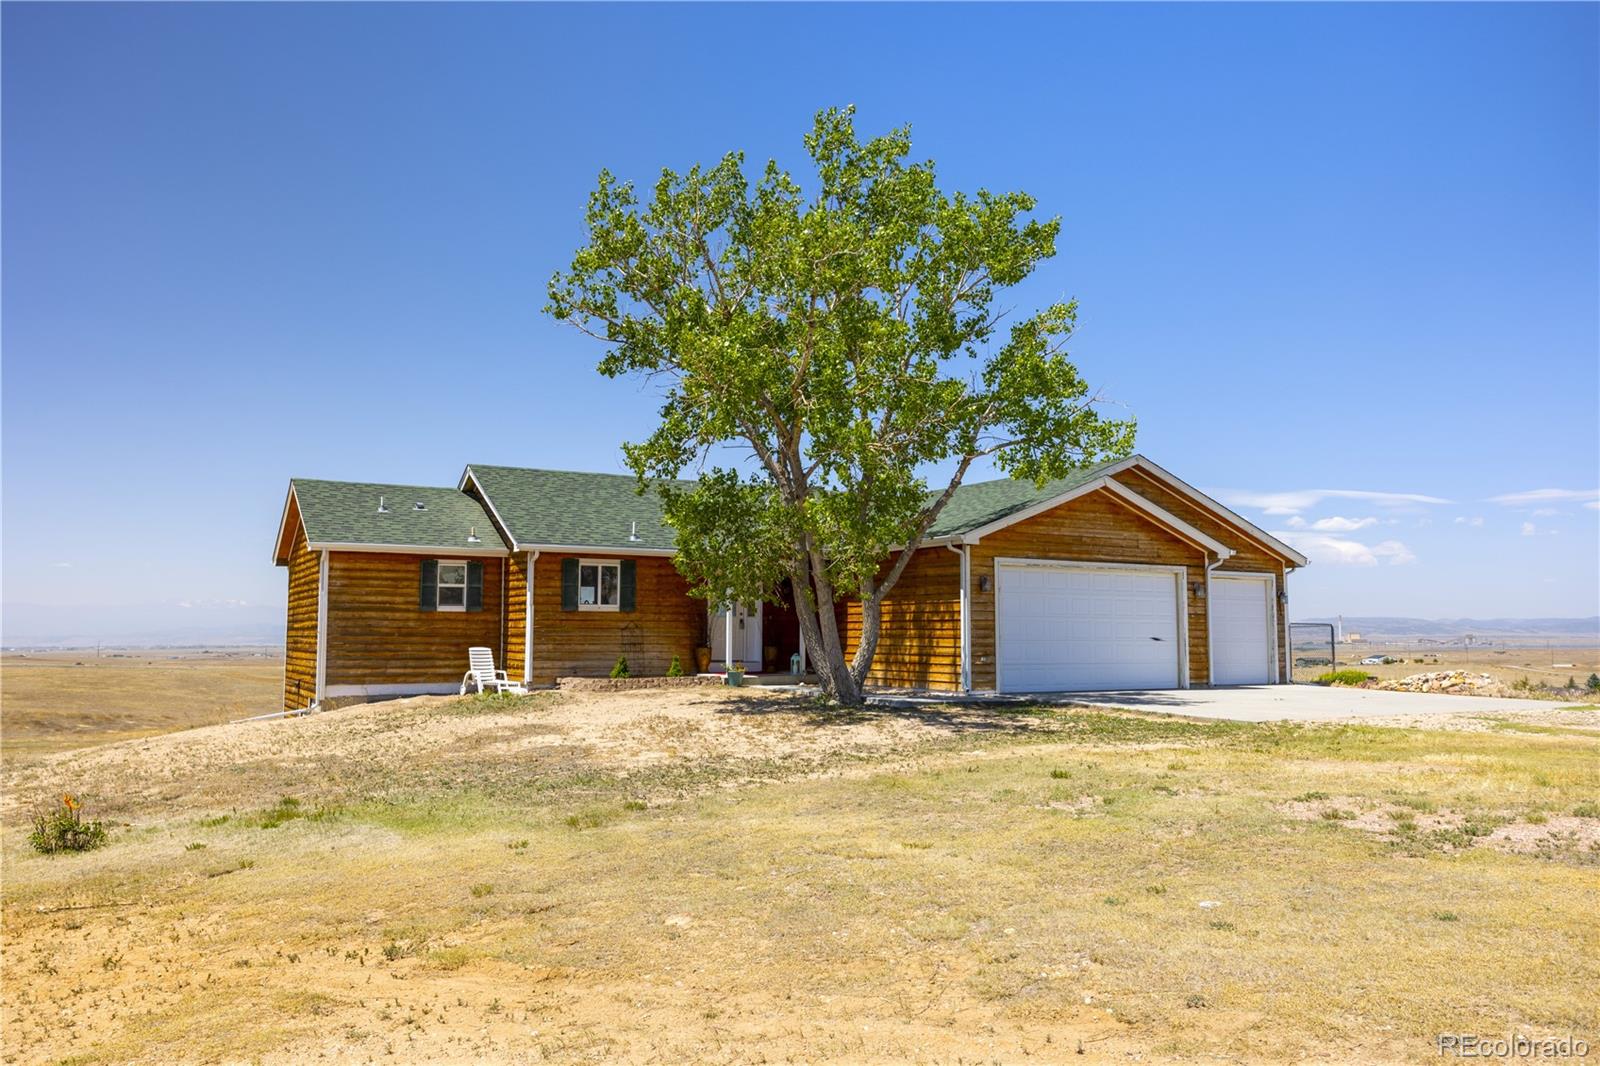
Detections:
[1051, 685, 1584, 723]
[870, 685, 1586, 723]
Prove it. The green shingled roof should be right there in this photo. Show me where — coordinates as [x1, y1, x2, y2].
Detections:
[925, 457, 1128, 538]
[463, 466, 686, 551]
[461, 459, 1130, 550]
[291, 479, 508, 553]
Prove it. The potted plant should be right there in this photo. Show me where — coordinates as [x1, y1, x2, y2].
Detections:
[726, 660, 745, 686]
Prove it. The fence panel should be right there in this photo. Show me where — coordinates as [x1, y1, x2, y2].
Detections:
[1288, 622, 1336, 683]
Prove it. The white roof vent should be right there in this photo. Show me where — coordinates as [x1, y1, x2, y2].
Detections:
[628, 520, 641, 543]
[377, 495, 389, 514]
[413, 500, 427, 511]
[467, 526, 481, 544]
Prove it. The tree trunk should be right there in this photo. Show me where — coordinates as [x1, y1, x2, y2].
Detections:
[848, 589, 884, 690]
[788, 555, 862, 705]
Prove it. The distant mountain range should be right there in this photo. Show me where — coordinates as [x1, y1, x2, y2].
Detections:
[1297, 616, 1600, 643]
[1, 602, 283, 650]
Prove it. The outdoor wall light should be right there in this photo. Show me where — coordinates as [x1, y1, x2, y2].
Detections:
[1191, 581, 1206, 599]
[977, 575, 992, 593]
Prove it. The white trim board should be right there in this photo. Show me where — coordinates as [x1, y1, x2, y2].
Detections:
[325, 683, 462, 699]
[307, 541, 509, 558]
[992, 557, 1191, 694]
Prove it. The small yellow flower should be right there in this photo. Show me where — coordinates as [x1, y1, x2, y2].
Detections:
[62, 793, 79, 811]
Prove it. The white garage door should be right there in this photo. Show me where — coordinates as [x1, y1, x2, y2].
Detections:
[1210, 574, 1275, 685]
[997, 563, 1182, 693]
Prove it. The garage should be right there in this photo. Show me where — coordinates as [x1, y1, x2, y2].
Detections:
[995, 561, 1185, 693]
[1209, 573, 1277, 685]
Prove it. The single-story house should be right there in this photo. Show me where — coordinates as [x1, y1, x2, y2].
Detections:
[272, 455, 1307, 711]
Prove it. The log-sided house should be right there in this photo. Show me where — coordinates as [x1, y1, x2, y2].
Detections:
[272, 456, 1307, 711]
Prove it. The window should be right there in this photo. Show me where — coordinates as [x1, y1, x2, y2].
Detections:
[436, 561, 468, 612]
[579, 560, 620, 611]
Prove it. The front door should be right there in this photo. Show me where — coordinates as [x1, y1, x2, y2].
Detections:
[710, 602, 763, 670]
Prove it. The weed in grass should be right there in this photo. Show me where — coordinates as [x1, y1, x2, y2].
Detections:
[1434, 911, 1460, 922]
[1049, 769, 1071, 779]
[1526, 812, 1548, 825]
[1145, 883, 1167, 895]
[199, 815, 230, 828]
[1208, 920, 1235, 931]
[1391, 796, 1435, 813]
[1320, 808, 1356, 821]
[621, 799, 647, 811]
[901, 841, 932, 850]
[1102, 896, 1126, 906]
[1574, 801, 1600, 818]
[185, 842, 207, 851]
[382, 941, 415, 962]
[507, 839, 530, 850]
[1167, 760, 1188, 771]
[29, 793, 108, 854]
[469, 883, 494, 899]
[564, 808, 617, 831]
[1293, 791, 1329, 802]
[1185, 994, 1209, 1009]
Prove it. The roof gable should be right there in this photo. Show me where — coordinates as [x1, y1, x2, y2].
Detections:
[929, 455, 1308, 567]
[275, 479, 508, 563]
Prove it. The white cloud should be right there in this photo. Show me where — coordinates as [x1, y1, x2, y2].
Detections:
[50, 562, 73, 568]
[1589, 500, 1600, 511]
[1453, 516, 1483, 527]
[1211, 487, 1450, 516]
[1372, 540, 1417, 565]
[1521, 522, 1537, 537]
[1488, 488, 1600, 507]
[1285, 516, 1307, 529]
[1530, 508, 1564, 517]
[1273, 531, 1417, 567]
[1308, 516, 1378, 532]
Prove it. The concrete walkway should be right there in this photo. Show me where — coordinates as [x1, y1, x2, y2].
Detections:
[870, 684, 1587, 723]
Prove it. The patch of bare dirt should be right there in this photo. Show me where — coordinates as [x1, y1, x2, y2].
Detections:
[0, 687, 1062, 822]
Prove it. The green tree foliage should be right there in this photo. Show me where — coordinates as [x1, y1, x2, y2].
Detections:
[548, 108, 1134, 703]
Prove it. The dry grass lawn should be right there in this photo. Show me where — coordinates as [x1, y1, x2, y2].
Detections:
[1, 650, 282, 758]
[3, 683, 1597, 1064]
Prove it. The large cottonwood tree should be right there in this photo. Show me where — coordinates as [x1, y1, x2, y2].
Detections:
[548, 107, 1135, 704]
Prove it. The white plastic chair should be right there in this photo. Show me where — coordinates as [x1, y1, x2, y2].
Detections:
[460, 646, 528, 695]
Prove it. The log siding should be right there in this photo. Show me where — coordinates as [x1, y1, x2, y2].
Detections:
[282, 512, 320, 711]
[843, 547, 963, 690]
[323, 552, 503, 686]
[505, 552, 531, 682]
[528, 553, 702, 685]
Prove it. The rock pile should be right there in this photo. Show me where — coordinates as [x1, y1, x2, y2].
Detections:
[1376, 671, 1500, 695]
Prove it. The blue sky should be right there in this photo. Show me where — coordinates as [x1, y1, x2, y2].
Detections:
[3, 2, 1596, 639]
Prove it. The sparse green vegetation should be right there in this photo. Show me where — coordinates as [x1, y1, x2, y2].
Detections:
[1314, 669, 1374, 687]
[610, 656, 630, 679]
[28, 793, 108, 854]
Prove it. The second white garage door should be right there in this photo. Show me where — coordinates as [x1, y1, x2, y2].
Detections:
[1210, 574, 1277, 685]
[996, 562, 1183, 693]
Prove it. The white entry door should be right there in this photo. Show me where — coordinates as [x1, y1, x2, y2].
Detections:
[710, 602, 763, 669]
[1209, 574, 1277, 685]
[997, 562, 1183, 693]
